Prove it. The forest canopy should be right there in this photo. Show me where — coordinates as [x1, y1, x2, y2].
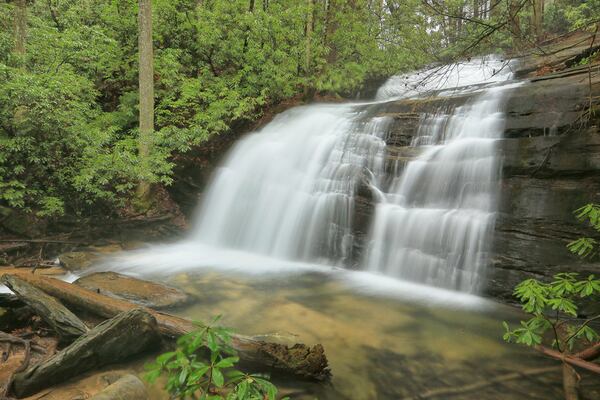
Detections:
[0, 0, 597, 218]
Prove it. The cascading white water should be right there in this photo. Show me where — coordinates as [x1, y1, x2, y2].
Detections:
[192, 105, 390, 265]
[365, 87, 510, 292]
[104, 57, 516, 294]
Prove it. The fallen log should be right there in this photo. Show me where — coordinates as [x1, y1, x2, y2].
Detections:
[0, 292, 22, 307]
[0, 271, 330, 380]
[11, 308, 159, 398]
[1, 275, 88, 343]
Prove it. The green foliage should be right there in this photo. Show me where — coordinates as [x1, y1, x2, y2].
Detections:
[503, 273, 600, 350]
[0, 0, 435, 218]
[504, 205, 600, 352]
[3, 0, 593, 218]
[145, 316, 288, 400]
[567, 203, 600, 258]
[545, 0, 600, 32]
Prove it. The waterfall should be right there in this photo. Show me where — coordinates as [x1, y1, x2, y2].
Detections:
[108, 57, 516, 294]
[191, 105, 390, 266]
[365, 87, 510, 292]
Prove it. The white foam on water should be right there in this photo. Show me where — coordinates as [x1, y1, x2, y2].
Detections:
[376, 56, 516, 100]
[93, 241, 490, 309]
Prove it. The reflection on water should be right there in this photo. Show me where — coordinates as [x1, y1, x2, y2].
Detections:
[149, 271, 576, 400]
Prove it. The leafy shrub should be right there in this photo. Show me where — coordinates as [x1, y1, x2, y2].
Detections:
[503, 273, 600, 349]
[504, 204, 600, 351]
[145, 316, 289, 400]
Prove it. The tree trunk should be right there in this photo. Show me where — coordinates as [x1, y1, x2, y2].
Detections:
[1, 272, 331, 381]
[304, 0, 314, 98]
[324, 0, 337, 63]
[243, 0, 255, 53]
[1, 275, 88, 343]
[508, 0, 523, 50]
[562, 363, 579, 400]
[14, 0, 26, 56]
[136, 0, 154, 206]
[532, 0, 544, 43]
[305, 0, 314, 75]
[11, 308, 160, 398]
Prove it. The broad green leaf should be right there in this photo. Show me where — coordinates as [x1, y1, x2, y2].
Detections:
[212, 368, 225, 387]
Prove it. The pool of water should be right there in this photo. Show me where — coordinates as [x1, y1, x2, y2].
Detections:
[134, 269, 595, 400]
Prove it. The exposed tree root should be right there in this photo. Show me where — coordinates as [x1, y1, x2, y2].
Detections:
[0, 331, 47, 399]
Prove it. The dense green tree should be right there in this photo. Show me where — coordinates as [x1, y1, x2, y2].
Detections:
[0, 0, 597, 220]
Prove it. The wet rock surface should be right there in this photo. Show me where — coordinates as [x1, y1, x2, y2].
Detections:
[365, 32, 600, 300]
[74, 271, 192, 309]
[89, 373, 148, 400]
[58, 244, 123, 272]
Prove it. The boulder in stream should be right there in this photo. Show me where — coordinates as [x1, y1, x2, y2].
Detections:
[74, 271, 191, 309]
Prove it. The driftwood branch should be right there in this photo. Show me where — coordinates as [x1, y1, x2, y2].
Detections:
[0, 271, 330, 381]
[11, 308, 160, 398]
[574, 341, 600, 361]
[535, 345, 600, 375]
[401, 366, 559, 400]
[1, 275, 88, 343]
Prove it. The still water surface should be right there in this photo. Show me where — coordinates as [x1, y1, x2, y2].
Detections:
[134, 269, 592, 400]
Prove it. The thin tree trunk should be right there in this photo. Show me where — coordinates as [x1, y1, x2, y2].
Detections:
[532, 0, 544, 43]
[14, 0, 26, 57]
[324, 0, 337, 63]
[562, 363, 579, 400]
[305, 0, 314, 75]
[304, 0, 314, 97]
[508, 0, 523, 49]
[243, 0, 255, 53]
[136, 0, 154, 206]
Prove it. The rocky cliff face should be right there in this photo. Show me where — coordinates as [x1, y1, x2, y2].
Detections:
[376, 31, 600, 301]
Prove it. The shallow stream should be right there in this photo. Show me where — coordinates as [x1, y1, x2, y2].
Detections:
[133, 269, 595, 400]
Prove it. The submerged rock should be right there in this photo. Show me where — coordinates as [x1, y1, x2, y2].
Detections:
[58, 244, 123, 272]
[90, 374, 148, 400]
[74, 271, 191, 309]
